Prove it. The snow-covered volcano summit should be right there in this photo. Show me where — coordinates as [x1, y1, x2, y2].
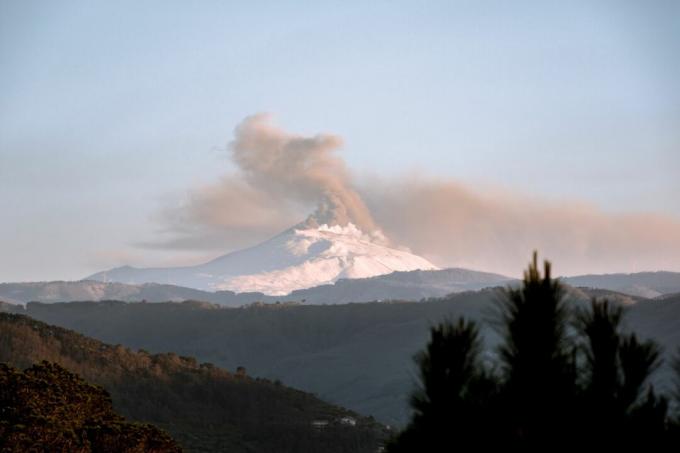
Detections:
[86, 223, 438, 295]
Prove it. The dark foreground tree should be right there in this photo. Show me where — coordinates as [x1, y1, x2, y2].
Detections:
[496, 252, 576, 444]
[387, 319, 497, 451]
[0, 361, 181, 453]
[575, 299, 668, 446]
[388, 253, 680, 451]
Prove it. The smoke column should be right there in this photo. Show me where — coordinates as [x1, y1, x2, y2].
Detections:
[230, 114, 378, 232]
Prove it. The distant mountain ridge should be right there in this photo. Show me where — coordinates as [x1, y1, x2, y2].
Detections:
[3, 269, 680, 306]
[561, 271, 680, 298]
[0, 280, 213, 305]
[1, 267, 512, 306]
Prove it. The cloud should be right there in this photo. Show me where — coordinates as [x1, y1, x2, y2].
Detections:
[147, 114, 680, 276]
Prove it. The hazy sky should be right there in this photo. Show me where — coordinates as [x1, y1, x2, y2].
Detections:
[1, 0, 679, 281]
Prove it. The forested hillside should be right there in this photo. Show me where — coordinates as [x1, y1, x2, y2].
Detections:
[0, 361, 180, 452]
[0, 313, 387, 452]
[8, 288, 680, 425]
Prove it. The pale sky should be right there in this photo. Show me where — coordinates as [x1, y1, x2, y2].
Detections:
[1, 0, 679, 281]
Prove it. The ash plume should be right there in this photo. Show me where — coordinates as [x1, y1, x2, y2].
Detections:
[230, 113, 378, 232]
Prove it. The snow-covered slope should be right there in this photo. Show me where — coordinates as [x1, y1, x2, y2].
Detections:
[86, 223, 438, 295]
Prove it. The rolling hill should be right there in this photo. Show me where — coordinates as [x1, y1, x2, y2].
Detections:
[8, 286, 676, 426]
[0, 312, 387, 452]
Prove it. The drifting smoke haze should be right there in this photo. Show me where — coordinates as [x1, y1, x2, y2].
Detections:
[364, 179, 680, 276]
[152, 115, 680, 277]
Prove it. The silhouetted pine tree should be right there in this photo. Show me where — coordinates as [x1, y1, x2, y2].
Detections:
[386, 319, 497, 451]
[574, 299, 624, 439]
[389, 252, 678, 451]
[495, 252, 576, 445]
[575, 298, 667, 446]
[667, 349, 680, 442]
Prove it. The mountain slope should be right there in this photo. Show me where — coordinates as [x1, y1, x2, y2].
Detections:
[86, 223, 438, 294]
[0, 313, 387, 452]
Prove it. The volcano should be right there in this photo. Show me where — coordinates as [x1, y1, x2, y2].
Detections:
[86, 222, 438, 295]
